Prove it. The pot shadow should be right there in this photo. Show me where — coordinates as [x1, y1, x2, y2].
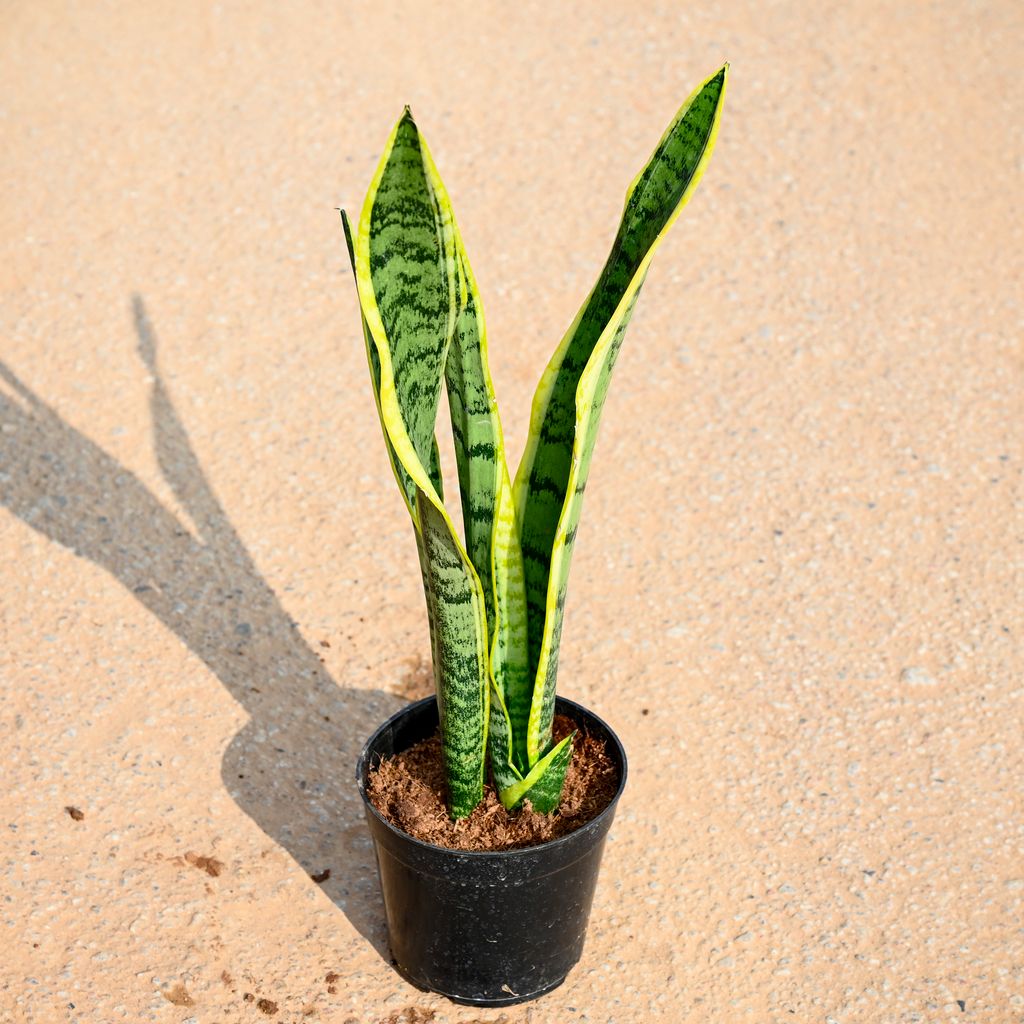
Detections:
[0, 295, 406, 958]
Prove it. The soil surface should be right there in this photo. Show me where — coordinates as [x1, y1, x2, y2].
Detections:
[366, 715, 619, 851]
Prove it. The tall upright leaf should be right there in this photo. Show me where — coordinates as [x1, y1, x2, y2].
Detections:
[347, 109, 490, 817]
[442, 246, 533, 775]
[514, 65, 729, 764]
[409, 121, 537, 791]
[346, 108, 563, 815]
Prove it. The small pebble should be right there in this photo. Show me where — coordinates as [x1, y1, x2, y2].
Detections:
[900, 666, 936, 686]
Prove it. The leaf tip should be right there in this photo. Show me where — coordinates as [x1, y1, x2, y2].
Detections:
[339, 209, 356, 267]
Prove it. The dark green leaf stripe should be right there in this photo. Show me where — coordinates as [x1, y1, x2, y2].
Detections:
[514, 65, 728, 764]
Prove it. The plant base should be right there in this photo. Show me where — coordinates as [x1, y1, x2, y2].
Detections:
[355, 695, 628, 1006]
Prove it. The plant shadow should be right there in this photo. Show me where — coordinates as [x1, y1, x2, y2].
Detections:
[0, 295, 406, 958]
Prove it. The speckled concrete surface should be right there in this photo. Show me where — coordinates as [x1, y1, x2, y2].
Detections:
[1, 2, 1021, 1022]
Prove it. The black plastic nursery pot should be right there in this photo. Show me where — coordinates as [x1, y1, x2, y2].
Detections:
[355, 695, 628, 1006]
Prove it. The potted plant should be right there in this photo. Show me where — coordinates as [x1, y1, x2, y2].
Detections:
[343, 64, 727, 1006]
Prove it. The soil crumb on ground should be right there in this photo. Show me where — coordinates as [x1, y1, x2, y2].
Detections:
[161, 983, 194, 1007]
[366, 715, 619, 851]
[184, 851, 224, 877]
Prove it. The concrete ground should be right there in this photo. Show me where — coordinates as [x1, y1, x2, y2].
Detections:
[1, 2, 1021, 1022]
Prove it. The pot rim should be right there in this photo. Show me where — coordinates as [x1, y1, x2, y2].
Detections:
[356, 694, 628, 860]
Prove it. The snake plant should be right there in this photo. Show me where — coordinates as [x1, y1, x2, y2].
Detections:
[342, 65, 727, 819]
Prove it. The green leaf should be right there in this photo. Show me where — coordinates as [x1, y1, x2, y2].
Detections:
[514, 65, 729, 765]
[347, 108, 491, 818]
[428, 436, 444, 502]
[416, 490, 489, 815]
[486, 683, 522, 793]
[367, 111, 457, 488]
[341, 210, 417, 517]
[497, 732, 574, 812]
[404, 114, 533, 784]
[442, 245, 532, 775]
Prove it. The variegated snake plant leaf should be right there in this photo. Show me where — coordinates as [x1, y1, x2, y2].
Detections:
[343, 65, 727, 818]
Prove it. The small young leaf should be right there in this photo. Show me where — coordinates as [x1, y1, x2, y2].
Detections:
[497, 732, 574, 812]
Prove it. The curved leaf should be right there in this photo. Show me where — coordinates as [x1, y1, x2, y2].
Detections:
[514, 65, 729, 764]
[341, 210, 417, 518]
[497, 732, 574, 813]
